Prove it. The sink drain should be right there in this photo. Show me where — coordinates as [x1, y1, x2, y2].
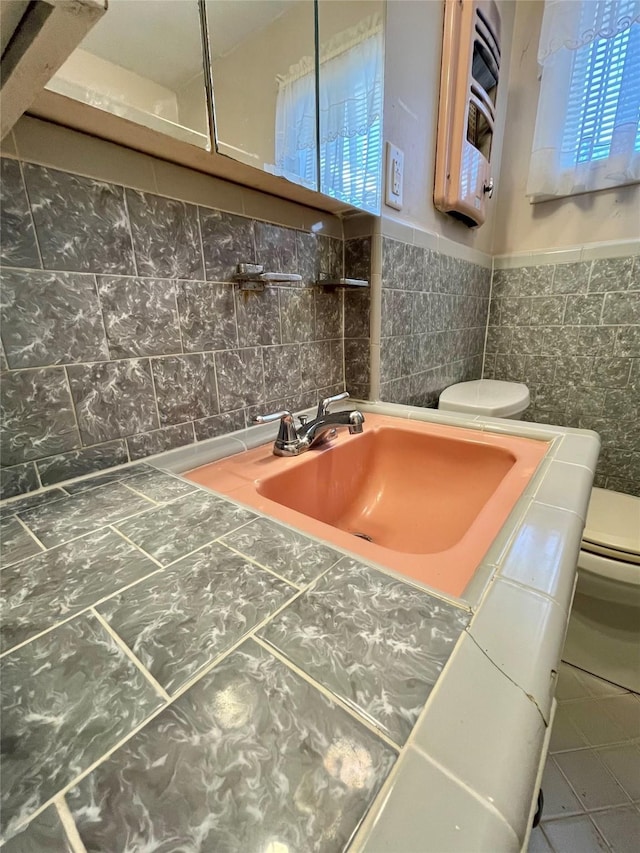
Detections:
[352, 532, 374, 543]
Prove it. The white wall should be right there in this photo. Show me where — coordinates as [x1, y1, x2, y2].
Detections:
[492, 0, 640, 255]
[381, 0, 515, 254]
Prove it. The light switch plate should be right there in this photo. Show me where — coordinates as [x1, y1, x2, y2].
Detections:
[385, 142, 404, 210]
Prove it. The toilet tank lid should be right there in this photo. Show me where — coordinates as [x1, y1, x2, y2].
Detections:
[439, 380, 530, 417]
[583, 487, 640, 558]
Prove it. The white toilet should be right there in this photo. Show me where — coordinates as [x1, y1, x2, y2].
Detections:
[438, 379, 640, 693]
[438, 379, 530, 420]
[563, 487, 640, 693]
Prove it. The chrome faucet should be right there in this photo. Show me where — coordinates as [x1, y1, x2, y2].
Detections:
[254, 391, 365, 457]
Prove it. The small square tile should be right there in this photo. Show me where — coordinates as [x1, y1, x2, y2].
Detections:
[588, 257, 634, 292]
[18, 482, 153, 548]
[259, 558, 469, 744]
[67, 359, 159, 444]
[555, 749, 631, 811]
[114, 491, 255, 565]
[596, 744, 640, 800]
[125, 189, 203, 279]
[98, 542, 294, 693]
[22, 164, 135, 274]
[591, 806, 640, 853]
[542, 815, 609, 853]
[221, 516, 341, 586]
[1, 269, 108, 368]
[602, 291, 640, 325]
[563, 696, 640, 746]
[541, 759, 584, 819]
[97, 276, 181, 358]
[0, 614, 164, 838]
[0, 528, 159, 653]
[67, 641, 395, 853]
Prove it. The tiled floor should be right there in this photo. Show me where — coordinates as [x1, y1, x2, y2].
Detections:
[529, 662, 640, 853]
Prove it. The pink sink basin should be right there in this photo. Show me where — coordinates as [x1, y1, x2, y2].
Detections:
[185, 414, 549, 598]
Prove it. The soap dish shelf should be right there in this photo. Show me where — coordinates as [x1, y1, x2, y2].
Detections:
[317, 277, 369, 290]
[234, 263, 302, 291]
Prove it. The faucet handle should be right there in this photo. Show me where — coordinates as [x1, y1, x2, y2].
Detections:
[317, 391, 350, 419]
[253, 410, 298, 451]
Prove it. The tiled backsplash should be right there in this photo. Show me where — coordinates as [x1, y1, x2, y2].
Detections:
[378, 236, 491, 406]
[485, 256, 639, 496]
[0, 156, 349, 499]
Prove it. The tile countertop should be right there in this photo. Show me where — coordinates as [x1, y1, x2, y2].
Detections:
[0, 401, 600, 852]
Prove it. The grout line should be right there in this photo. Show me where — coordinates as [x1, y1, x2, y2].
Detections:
[62, 365, 83, 448]
[195, 205, 208, 284]
[218, 541, 302, 590]
[91, 608, 171, 702]
[54, 796, 87, 853]
[17, 161, 45, 269]
[121, 189, 139, 277]
[107, 524, 164, 568]
[13, 514, 47, 551]
[146, 356, 163, 432]
[172, 279, 186, 355]
[0, 562, 165, 660]
[252, 635, 401, 752]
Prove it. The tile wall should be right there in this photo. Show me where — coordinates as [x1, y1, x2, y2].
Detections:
[0, 156, 350, 499]
[484, 255, 640, 496]
[378, 236, 492, 405]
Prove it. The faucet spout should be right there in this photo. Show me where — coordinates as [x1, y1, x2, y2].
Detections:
[298, 410, 365, 448]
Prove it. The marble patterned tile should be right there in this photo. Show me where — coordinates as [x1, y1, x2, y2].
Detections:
[235, 286, 281, 347]
[0, 268, 108, 368]
[18, 482, 154, 548]
[0, 516, 43, 567]
[344, 290, 371, 339]
[114, 491, 256, 565]
[299, 339, 342, 391]
[344, 236, 371, 281]
[215, 347, 265, 411]
[36, 440, 128, 487]
[1, 804, 72, 852]
[98, 542, 294, 694]
[67, 640, 396, 852]
[176, 280, 237, 351]
[199, 209, 255, 282]
[259, 558, 470, 745]
[0, 158, 40, 269]
[193, 409, 245, 441]
[0, 368, 80, 465]
[254, 222, 297, 274]
[602, 291, 640, 325]
[381, 237, 407, 288]
[0, 463, 39, 501]
[122, 468, 197, 503]
[221, 516, 341, 587]
[22, 164, 135, 274]
[614, 326, 640, 357]
[67, 359, 158, 444]
[552, 262, 591, 294]
[97, 275, 181, 358]
[262, 344, 301, 399]
[151, 353, 218, 425]
[588, 256, 635, 292]
[296, 231, 319, 285]
[318, 234, 343, 280]
[345, 338, 371, 389]
[280, 288, 314, 343]
[0, 614, 164, 839]
[315, 289, 343, 340]
[564, 294, 605, 325]
[125, 189, 203, 280]
[0, 487, 68, 519]
[0, 529, 159, 653]
[590, 357, 632, 388]
[126, 423, 195, 460]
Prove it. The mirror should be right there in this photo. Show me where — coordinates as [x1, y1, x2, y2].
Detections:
[206, 0, 318, 188]
[45, 0, 210, 150]
[207, 0, 384, 213]
[317, 0, 383, 212]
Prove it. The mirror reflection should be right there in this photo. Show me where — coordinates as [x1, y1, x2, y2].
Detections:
[206, 0, 317, 187]
[46, 0, 210, 149]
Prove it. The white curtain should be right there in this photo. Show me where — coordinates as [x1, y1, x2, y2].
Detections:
[527, 0, 640, 201]
[274, 15, 383, 210]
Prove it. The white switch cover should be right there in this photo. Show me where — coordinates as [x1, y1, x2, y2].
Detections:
[385, 142, 404, 210]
